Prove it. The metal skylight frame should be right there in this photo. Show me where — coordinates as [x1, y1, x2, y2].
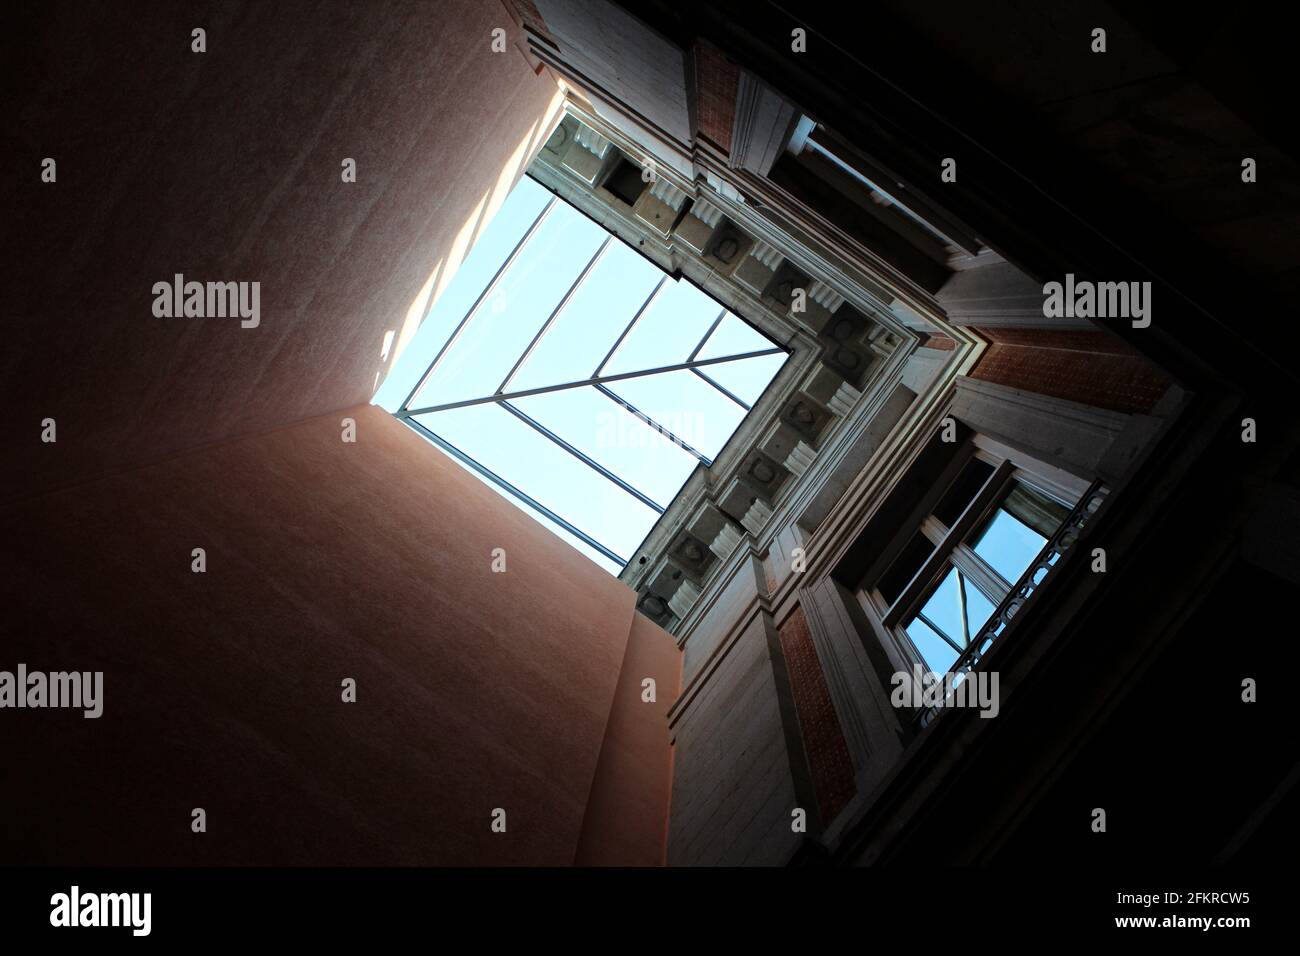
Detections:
[394, 195, 788, 569]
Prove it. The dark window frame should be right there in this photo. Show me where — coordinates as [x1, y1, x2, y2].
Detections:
[859, 432, 1091, 677]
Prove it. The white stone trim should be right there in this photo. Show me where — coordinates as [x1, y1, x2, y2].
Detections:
[783, 440, 816, 477]
[741, 497, 774, 535]
[690, 198, 724, 228]
[829, 381, 863, 417]
[807, 278, 845, 313]
[710, 522, 744, 561]
[574, 124, 611, 159]
[668, 578, 703, 619]
[749, 238, 783, 270]
[650, 177, 687, 210]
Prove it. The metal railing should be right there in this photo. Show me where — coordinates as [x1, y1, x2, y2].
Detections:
[914, 479, 1109, 728]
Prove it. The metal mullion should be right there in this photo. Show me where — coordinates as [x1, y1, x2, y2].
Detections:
[499, 400, 665, 514]
[950, 543, 1012, 605]
[955, 569, 972, 647]
[919, 515, 948, 546]
[946, 460, 1017, 545]
[497, 234, 613, 394]
[399, 195, 557, 413]
[886, 464, 1013, 628]
[404, 347, 785, 416]
[687, 308, 762, 410]
[859, 440, 979, 589]
[916, 611, 965, 656]
[687, 308, 727, 362]
[593, 276, 667, 376]
[593, 383, 711, 465]
[400, 415, 627, 567]
[885, 546, 952, 629]
[690, 367, 751, 411]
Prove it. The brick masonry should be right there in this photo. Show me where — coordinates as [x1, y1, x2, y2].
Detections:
[778, 606, 857, 826]
[920, 332, 957, 350]
[693, 40, 738, 153]
[969, 327, 1171, 414]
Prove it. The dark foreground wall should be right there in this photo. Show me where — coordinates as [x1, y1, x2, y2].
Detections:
[0, 1, 679, 865]
[2, 0, 562, 505]
[0, 404, 678, 865]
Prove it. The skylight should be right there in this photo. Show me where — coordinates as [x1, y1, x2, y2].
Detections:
[374, 175, 788, 574]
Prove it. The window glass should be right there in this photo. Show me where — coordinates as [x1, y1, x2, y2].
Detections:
[970, 481, 1070, 585]
[909, 565, 996, 672]
[904, 615, 960, 677]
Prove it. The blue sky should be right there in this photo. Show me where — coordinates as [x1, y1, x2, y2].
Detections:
[373, 176, 787, 575]
[905, 497, 1055, 674]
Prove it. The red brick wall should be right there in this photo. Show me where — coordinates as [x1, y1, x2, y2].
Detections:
[778, 606, 856, 826]
[969, 327, 1171, 414]
[693, 41, 738, 153]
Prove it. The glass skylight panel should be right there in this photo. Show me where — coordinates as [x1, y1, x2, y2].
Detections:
[381, 174, 789, 572]
[606, 368, 747, 460]
[508, 241, 662, 392]
[414, 404, 660, 560]
[601, 279, 723, 375]
[695, 352, 788, 406]
[411, 184, 555, 363]
[691, 313, 787, 406]
[432, 427, 627, 577]
[511, 387, 699, 507]
[411, 201, 605, 410]
[697, 313, 776, 360]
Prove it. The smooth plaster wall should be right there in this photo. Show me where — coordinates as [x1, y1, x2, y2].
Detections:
[575, 611, 681, 866]
[0, 404, 676, 865]
[3, 0, 561, 505]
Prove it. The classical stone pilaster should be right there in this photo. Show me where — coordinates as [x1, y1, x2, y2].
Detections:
[951, 376, 1130, 482]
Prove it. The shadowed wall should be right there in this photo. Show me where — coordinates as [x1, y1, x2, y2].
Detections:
[3, 0, 561, 504]
[0, 404, 678, 865]
[1, 0, 677, 865]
